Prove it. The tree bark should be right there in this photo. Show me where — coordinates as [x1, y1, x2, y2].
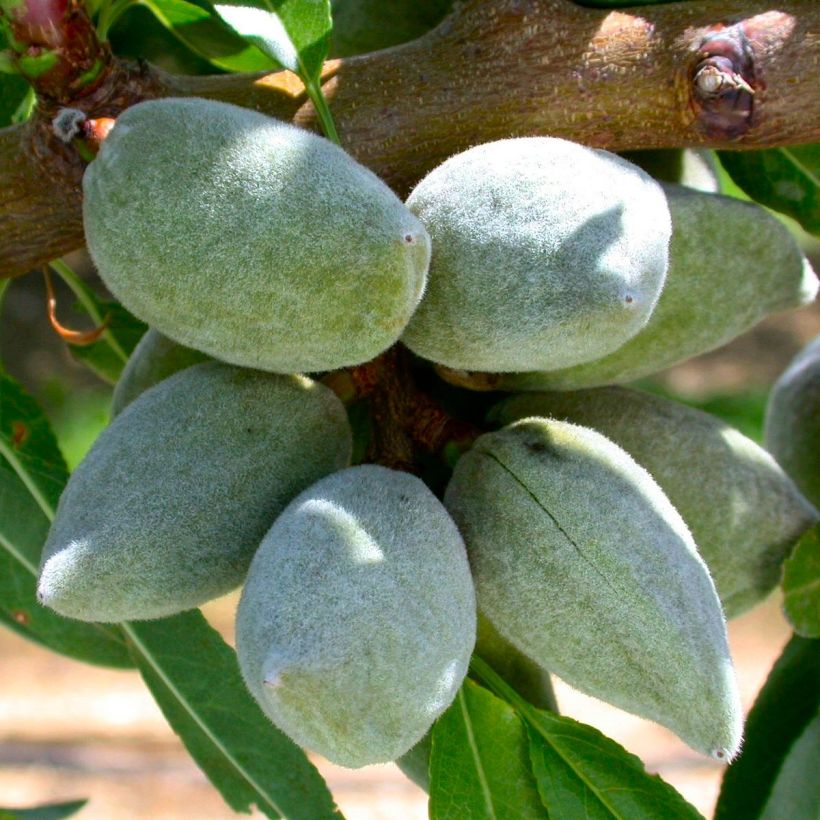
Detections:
[1, 0, 818, 279]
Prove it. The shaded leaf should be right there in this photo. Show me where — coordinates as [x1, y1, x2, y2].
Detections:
[215, 0, 332, 82]
[0, 375, 131, 667]
[0, 28, 31, 128]
[140, 0, 276, 72]
[69, 300, 147, 384]
[715, 635, 820, 819]
[429, 679, 546, 819]
[782, 524, 820, 638]
[759, 713, 820, 820]
[0, 798, 87, 820]
[718, 146, 820, 236]
[472, 657, 702, 820]
[123, 612, 342, 820]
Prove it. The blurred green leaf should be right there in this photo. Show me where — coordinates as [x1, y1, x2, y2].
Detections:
[429, 679, 546, 819]
[719, 146, 820, 236]
[0, 375, 132, 667]
[473, 657, 702, 820]
[329, 0, 452, 58]
[0, 74, 29, 128]
[0, 798, 88, 820]
[124, 613, 343, 819]
[140, 0, 276, 72]
[715, 635, 820, 819]
[782, 524, 820, 639]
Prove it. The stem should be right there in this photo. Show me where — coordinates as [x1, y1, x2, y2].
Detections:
[470, 655, 555, 715]
[49, 258, 128, 362]
[306, 77, 340, 145]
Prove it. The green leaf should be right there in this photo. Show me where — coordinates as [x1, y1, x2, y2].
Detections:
[123, 612, 343, 820]
[759, 712, 820, 820]
[139, 0, 276, 72]
[69, 301, 147, 384]
[718, 146, 820, 236]
[0, 375, 132, 667]
[715, 635, 820, 819]
[0, 798, 88, 820]
[49, 260, 147, 384]
[216, 0, 331, 81]
[214, 1, 338, 142]
[472, 657, 702, 820]
[782, 524, 820, 639]
[0, 74, 29, 129]
[429, 679, 547, 819]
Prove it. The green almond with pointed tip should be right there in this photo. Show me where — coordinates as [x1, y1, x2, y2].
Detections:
[445, 418, 743, 760]
[493, 387, 818, 618]
[489, 185, 817, 391]
[38, 362, 352, 622]
[236, 464, 476, 768]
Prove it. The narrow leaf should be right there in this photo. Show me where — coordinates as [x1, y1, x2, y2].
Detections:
[715, 635, 820, 819]
[140, 0, 276, 72]
[123, 612, 343, 820]
[0, 30, 31, 128]
[759, 713, 820, 820]
[215, 0, 332, 82]
[718, 146, 820, 236]
[782, 524, 820, 638]
[49, 260, 147, 385]
[0, 372, 68, 515]
[0, 798, 87, 819]
[0, 376, 132, 667]
[472, 657, 702, 820]
[429, 679, 546, 819]
[69, 301, 147, 384]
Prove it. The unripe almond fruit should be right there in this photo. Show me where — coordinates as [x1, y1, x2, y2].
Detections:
[493, 387, 818, 618]
[445, 418, 743, 760]
[38, 363, 352, 621]
[236, 465, 476, 768]
[84, 97, 430, 374]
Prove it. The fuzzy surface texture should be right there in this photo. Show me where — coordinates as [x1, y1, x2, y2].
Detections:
[401, 137, 671, 372]
[445, 418, 743, 760]
[494, 387, 818, 618]
[765, 336, 820, 509]
[236, 464, 476, 768]
[111, 328, 210, 416]
[503, 185, 818, 390]
[84, 98, 430, 374]
[38, 363, 352, 621]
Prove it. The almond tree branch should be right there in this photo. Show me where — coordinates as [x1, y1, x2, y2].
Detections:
[1, 0, 818, 279]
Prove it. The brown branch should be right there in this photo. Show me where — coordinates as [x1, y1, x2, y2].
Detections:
[1, 0, 818, 279]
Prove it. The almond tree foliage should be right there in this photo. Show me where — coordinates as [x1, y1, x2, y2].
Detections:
[0, 0, 818, 818]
